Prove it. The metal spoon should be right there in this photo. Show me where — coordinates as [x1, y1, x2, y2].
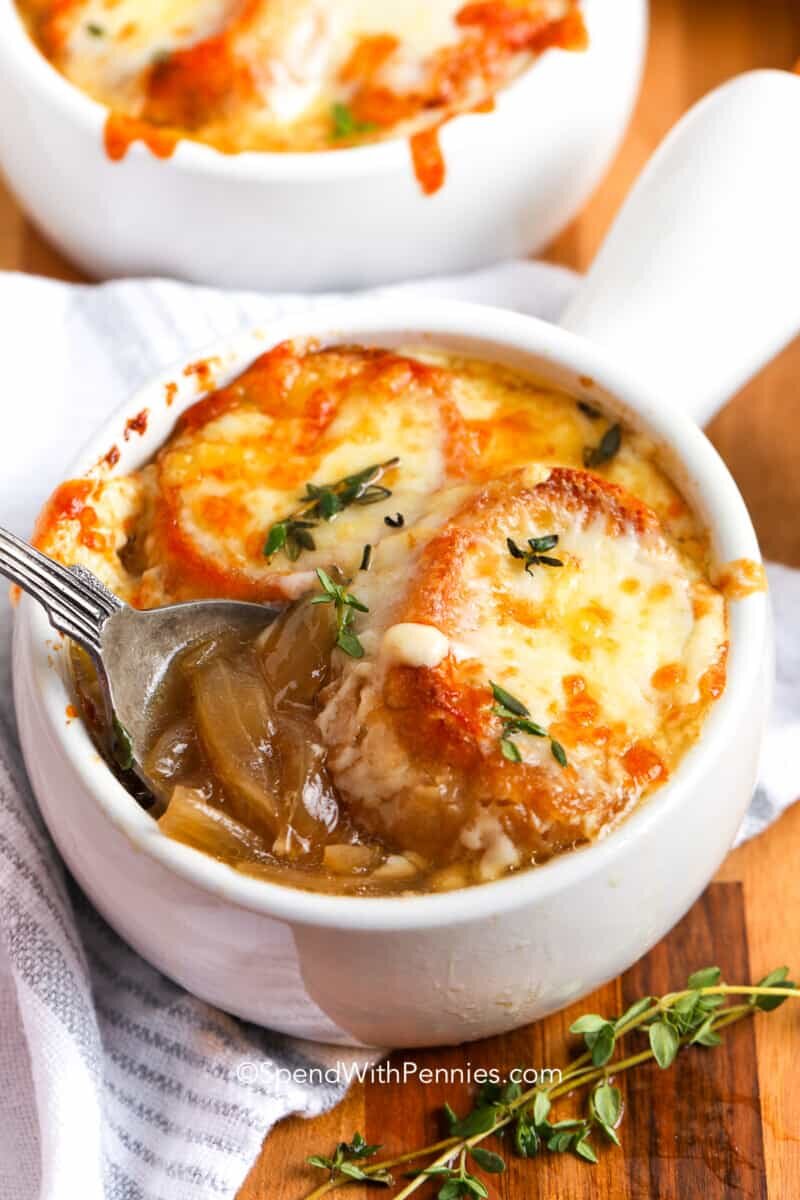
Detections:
[0, 525, 280, 787]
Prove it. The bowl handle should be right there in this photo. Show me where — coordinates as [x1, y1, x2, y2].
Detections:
[560, 70, 800, 426]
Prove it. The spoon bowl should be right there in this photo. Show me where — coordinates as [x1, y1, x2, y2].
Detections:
[0, 525, 278, 792]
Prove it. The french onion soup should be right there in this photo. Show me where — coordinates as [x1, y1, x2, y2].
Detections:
[35, 342, 753, 895]
[16, 0, 587, 192]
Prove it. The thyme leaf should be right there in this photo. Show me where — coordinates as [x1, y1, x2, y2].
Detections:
[750, 966, 797, 1011]
[551, 738, 568, 768]
[445, 1105, 497, 1140]
[111, 715, 133, 771]
[307, 1132, 392, 1188]
[489, 682, 528, 717]
[468, 1148, 505, 1174]
[687, 966, 721, 989]
[583, 423, 622, 469]
[313, 568, 368, 658]
[500, 736, 522, 763]
[591, 1082, 622, 1145]
[410, 1148, 490, 1199]
[264, 459, 399, 561]
[507, 535, 563, 572]
[649, 1021, 680, 1069]
[490, 681, 568, 768]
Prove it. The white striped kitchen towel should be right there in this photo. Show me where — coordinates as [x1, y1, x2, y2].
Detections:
[0, 262, 798, 1200]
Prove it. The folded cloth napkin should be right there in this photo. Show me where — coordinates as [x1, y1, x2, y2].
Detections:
[0, 263, 797, 1200]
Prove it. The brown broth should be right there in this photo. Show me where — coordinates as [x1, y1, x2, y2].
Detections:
[135, 599, 462, 896]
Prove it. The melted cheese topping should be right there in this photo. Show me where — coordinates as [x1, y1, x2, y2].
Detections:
[142, 345, 464, 603]
[34, 343, 739, 882]
[446, 495, 719, 740]
[317, 466, 729, 875]
[35, 343, 719, 602]
[18, 0, 586, 174]
[382, 622, 451, 669]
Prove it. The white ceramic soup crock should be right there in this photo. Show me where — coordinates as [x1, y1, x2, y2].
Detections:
[12, 72, 800, 1048]
[0, 0, 646, 290]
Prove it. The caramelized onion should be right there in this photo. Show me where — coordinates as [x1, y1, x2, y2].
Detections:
[322, 844, 377, 874]
[158, 786, 271, 864]
[178, 624, 340, 861]
[271, 712, 339, 859]
[372, 854, 422, 881]
[257, 599, 333, 705]
[143, 718, 208, 800]
[237, 860, 376, 893]
[190, 645, 283, 837]
[136, 598, 430, 892]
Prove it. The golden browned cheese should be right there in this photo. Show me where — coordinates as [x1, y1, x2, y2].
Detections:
[36, 344, 736, 893]
[16, 0, 587, 190]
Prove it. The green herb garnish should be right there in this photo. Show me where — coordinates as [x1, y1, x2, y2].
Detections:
[86, 21, 104, 36]
[307, 1131, 392, 1188]
[264, 519, 316, 562]
[408, 1147, 494, 1198]
[507, 534, 563, 572]
[331, 103, 378, 140]
[550, 738, 568, 768]
[490, 681, 567, 768]
[303, 967, 798, 1199]
[264, 458, 399, 562]
[111, 715, 133, 771]
[312, 568, 368, 659]
[583, 422, 622, 469]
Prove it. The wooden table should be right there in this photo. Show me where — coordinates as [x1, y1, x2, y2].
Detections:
[2, 1, 798, 1196]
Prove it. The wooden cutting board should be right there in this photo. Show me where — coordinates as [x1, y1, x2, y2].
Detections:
[249, 880, 784, 1199]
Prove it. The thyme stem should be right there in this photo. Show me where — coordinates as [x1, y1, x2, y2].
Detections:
[301, 982, 797, 1198]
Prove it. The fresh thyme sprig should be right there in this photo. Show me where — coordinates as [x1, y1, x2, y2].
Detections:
[264, 459, 399, 562]
[583, 423, 622, 468]
[308, 1132, 393, 1188]
[410, 1146, 500, 1199]
[506, 534, 563, 572]
[490, 681, 568, 768]
[302, 966, 797, 1200]
[312, 568, 369, 659]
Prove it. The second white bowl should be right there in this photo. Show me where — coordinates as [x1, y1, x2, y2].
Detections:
[0, 0, 646, 290]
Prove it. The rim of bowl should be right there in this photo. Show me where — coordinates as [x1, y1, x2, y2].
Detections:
[20, 298, 768, 932]
[0, 0, 614, 182]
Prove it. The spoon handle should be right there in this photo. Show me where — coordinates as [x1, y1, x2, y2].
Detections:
[0, 525, 122, 659]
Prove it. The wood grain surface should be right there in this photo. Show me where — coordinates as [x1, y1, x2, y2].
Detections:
[260, 883, 772, 1200]
[1, 1, 799, 1196]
